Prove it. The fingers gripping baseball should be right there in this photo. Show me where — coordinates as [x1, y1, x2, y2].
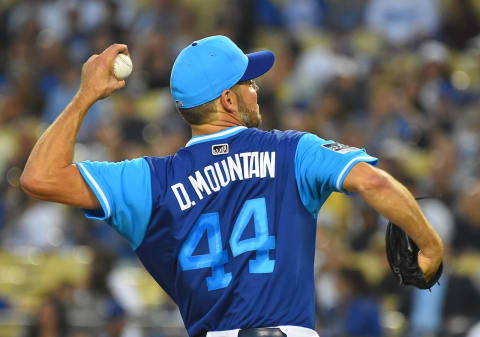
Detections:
[80, 44, 129, 101]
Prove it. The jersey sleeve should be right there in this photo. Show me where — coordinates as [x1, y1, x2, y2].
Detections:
[75, 158, 152, 249]
[294, 133, 378, 217]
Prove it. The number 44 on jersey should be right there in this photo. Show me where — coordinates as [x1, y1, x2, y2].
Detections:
[179, 197, 275, 291]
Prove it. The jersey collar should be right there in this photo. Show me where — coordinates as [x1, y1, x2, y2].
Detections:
[185, 126, 247, 147]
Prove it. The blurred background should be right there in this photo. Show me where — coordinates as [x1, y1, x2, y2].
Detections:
[1, 0, 480, 336]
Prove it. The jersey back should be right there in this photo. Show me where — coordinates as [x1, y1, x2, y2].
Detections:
[138, 128, 317, 336]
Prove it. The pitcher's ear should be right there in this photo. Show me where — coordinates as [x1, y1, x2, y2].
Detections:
[220, 89, 237, 113]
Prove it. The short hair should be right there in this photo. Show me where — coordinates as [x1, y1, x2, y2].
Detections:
[177, 84, 242, 125]
[178, 99, 218, 125]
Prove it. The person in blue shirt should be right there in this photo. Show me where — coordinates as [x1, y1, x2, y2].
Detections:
[20, 36, 444, 337]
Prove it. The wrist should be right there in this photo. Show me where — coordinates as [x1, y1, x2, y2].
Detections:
[74, 89, 98, 109]
[421, 236, 444, 260]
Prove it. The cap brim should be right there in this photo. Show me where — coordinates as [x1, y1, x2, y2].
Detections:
[238, 50, 275, 82]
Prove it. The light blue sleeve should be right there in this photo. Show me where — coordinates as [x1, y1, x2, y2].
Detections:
[75, 158, 152, 249]
[294, 133, 378, 217]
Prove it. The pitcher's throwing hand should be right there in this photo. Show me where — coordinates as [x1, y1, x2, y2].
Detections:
[79, 44, 129, 102]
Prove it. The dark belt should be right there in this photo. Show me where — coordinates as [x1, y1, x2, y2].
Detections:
[196, 328, 287, 337]
[239, 328, 286, 337]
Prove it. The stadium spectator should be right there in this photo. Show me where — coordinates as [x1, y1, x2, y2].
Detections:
[365, 0, 440, 46]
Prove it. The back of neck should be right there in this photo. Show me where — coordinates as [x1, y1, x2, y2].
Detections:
[191, 121, 244, 137]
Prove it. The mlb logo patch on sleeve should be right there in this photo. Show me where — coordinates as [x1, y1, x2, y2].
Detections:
[322, 142, 359, 154]
[212, 144, 229, 155]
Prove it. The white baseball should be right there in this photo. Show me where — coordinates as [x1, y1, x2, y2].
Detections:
[113, 53, 132, 80]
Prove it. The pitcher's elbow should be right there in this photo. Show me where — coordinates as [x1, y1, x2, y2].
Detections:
[20, 172, 34, 195]
[20, 171, 45, 197]
[357, 167, 390, 194]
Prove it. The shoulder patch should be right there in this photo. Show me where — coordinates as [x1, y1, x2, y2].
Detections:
[212, 143, 229, 155]
[322, 142, 359, 154]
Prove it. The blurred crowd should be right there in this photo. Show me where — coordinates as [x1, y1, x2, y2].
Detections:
[1, 0, 480, 336]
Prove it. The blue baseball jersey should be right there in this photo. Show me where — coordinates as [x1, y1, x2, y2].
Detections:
[76, 127, 377, 337]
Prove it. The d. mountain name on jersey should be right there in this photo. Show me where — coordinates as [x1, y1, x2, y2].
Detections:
[171, 151, 276, 211]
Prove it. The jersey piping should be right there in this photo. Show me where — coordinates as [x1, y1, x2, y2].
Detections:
[185, 126, 247, 147]
[76, 162, 111, 217]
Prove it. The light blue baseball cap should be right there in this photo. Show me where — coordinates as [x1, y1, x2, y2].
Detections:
[170, 35, 275, 109]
